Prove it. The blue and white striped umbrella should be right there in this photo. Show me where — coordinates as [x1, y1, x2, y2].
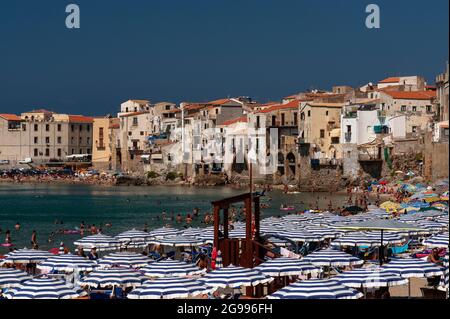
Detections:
[255, 257, 322, 277]
[423, 233, 449, 248]
[303, 249, 364, 267]
[141, 259, 205, 278]
[0, 249, 53, 264]
[4, 277, 87, 299]
[417, 221, 447, 233]
[148, 227, 182, 239]
[363, 231, 406, 245]
[277, 230, 325, 242]
[0, 269, 32, 289]
[37, 253, 99, 272]
[80, 268, 146, 288]
[181, 227, 204, 237]
[267, 279, 363, 299]
[115, 229, 153, 248]
[198, 265, 273, 289]
[381, 258, 445, 278]
[74, 234, 121, 251]
[149, 235, 204, 247]
[127, 277, 216, 299]
[306, 227, 345, 239]
[197, 231, 215, 244]
[98, 252, 153, 268]
[333, 268, 408, 288]
[440, 254, 448, 289]
[330, 233, 378, 247]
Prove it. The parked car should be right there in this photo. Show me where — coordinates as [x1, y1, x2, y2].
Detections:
[18, 158, 33, 164]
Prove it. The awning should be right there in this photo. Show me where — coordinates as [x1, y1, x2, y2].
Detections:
[141, 155, 150, 160]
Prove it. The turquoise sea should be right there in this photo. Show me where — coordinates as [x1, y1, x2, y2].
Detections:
[0, 184, 348, 253]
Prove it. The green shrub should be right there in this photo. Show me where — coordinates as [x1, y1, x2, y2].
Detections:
[166, 171, 178, 181]
[147, 171, 159, 179]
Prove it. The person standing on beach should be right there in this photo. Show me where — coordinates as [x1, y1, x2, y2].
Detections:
[5, 230, 12, 244]
[31, 230, 37, 248]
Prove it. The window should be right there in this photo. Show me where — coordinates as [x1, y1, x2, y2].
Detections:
[57, 149, 62, 157]
[426, 105, 432, 113]
[71, 125, 75, 132]
[293, 112, 298, 126]
[57, 124, 62, 132]
[320, 129, 325, 138]
[412, 106, 417, 112]
[45, 124, 50, 132]
[34, 124, 38, 132]
[79, 125, 83, 132]
[412, 126, 418, 133]
[71, 137, 74, 144]
[281, 113, 285, 126]
[71, 149, 75, 155]
[79, 149, 83, 154]
[165, 105, 171, 110]
[45, 148, 50, 157]
[45, 137, 50, 144]
[87, 137, 90, 144]
[34, 137, 38, 144]
[87, 125, 90, 132]
[57, 137, 62, 144]
[87, 149, 91, 154]
[326, 111, 329, 116]
[34, 149, 38, 156]
[300, 112, 305, 121]
[401, 105, 407, 112]
[79, 137, 82, 144]
[128, 132, 132, 136]
[256, 116, 260, 128]
[307, 110, 311, 117]
[271, 116, 276, 126]
[347, 125, 352, 133]
[22, 124, 26, 131]
[140, 131, 144, 136]
[133, 117, 138, 126]
[125, 107, 129, 112]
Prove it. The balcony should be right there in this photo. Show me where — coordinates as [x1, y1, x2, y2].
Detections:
[129, 148, 144, 156]
[344, 132, 352, 143]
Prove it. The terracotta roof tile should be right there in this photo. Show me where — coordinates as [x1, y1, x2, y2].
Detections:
[221, 116, 248, 126]
[382, 91, 436, 100]
[0, 114, 21, 121]
[68, 115, 94, 123]
[379, 77, 401, 83]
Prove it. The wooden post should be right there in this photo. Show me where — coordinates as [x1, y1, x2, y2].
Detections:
[213, 205, 220, 249]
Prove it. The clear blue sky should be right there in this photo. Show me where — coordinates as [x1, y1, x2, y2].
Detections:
[0, 0, 448, 116]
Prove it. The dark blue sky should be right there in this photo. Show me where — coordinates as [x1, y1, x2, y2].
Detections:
[0, 0, 448, 116]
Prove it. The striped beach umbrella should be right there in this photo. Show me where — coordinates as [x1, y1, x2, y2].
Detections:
[141, 259, 205, 278]
[37, 253, 99, 272]
[197, 231, 215, 244]
[363, 231, 406, 245]
[149, 235, 204, 247]
[381, 258, 444, 278]
[0, 249, 53, 264]
[148, 227, 182, 239]
[277, 230, 325, 242]
[417, 221, 447, 233]
[181, 227, 204, 237]
[98, 252, 153, 268]
[0, 269, 32, 289]
[440, 254, 448, 290]
[267, 279, 363, 299]
[423, 233, 449, 248]
[115, 229, 154, 248]
[127, 277, 216, 299]
[74, 234, 121, 251]
[382, 257, 445, 297]
[4, 277, 87, 299]
[306, 227, 345, 239]
[303, 249, 364, 267]
[198, 265, 273, 289]
[330, 233, 378, 247]
[80, 268, 147, 288]
[333, 268, 408, 288]
[255, 257, 321, 277]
